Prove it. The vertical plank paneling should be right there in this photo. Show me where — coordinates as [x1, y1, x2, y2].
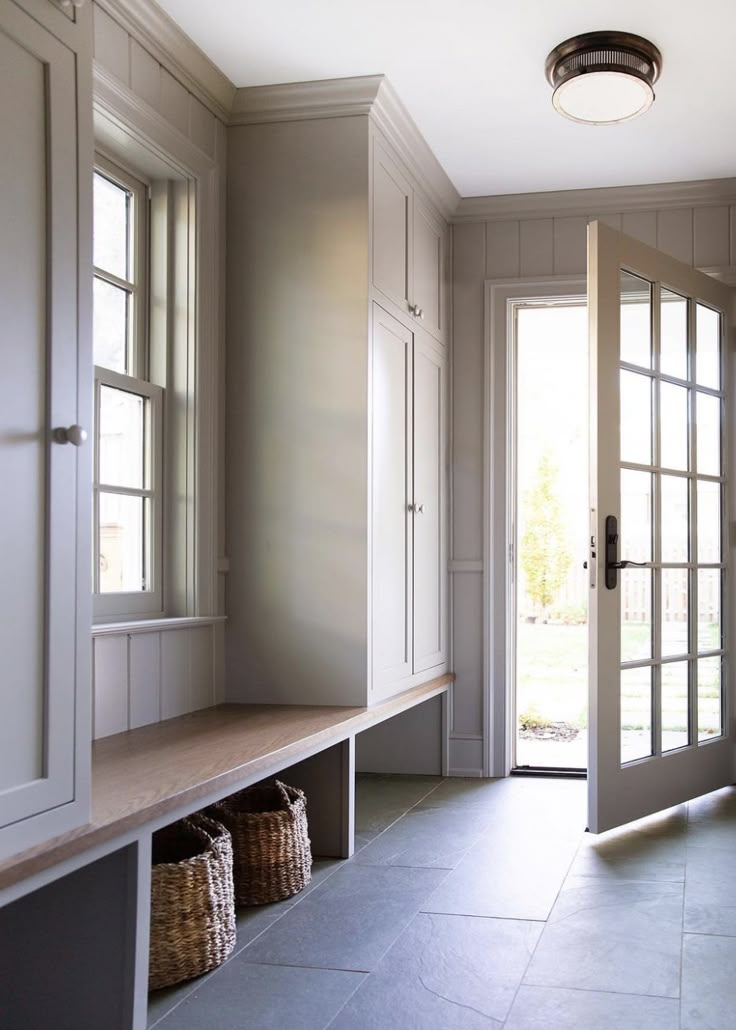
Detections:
[451, 221, 486, 561]
[485, 220, 520, 278]
[622, 211, 657, 247]
[92, 3, 130, 86]
[553, 216, 587, 274]
[519, 219, 554, 276]
[128, 632, 161, 729]
[160, 68, 190, 137]
[451, 574, 484, 736]
[190, 626, 214, 712]
[694, 206, 730, 268]
[731, 206, 736, 266]
[213, 621, 226, 703]
[129, 40, 160, 112]
[588, 212, 623, 231]
[657, 209, 694, 264]
[189, 97, 216, 157]
[94, 636, 128, 739]
[161, 629, 191, 719]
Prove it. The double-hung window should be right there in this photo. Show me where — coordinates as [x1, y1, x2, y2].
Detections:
[93, 158, 163, 619]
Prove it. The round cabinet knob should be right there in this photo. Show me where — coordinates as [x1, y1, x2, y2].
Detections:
[417, 308, 425, 320]
[53, 424, 88, 447]
[415, 503, 425, 514]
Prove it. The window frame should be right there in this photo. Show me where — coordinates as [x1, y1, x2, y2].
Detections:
[93, 365, 164, 618]
[93, 156, 165, 620]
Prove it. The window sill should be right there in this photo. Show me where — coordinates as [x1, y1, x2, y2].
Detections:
[92, 615, 227, 637]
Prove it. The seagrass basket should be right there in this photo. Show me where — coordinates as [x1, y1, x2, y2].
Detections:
[149, 813, 236, 991]
[210, 780, 312, 905]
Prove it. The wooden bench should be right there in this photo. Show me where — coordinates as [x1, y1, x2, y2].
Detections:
[0, 676, 452, 1030]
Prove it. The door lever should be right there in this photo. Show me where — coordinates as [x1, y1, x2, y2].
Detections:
[605, 514, 648, 588]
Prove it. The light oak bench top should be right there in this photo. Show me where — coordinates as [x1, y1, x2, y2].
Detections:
[0, 676, 452, 891]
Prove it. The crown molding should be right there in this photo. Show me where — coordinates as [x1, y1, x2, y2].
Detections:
[231, 74, 460, 219]
[94, 0, 236, 122]
[454, 178, 736, 223]
[230, 74, 384, 125]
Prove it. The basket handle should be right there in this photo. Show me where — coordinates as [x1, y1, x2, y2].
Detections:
[274, 779, 305, 815]
[188, 811, 227, 844]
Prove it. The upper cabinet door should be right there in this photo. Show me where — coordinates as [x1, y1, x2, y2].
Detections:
[413, 333, 447, 672]
[371, 304, 414, 696]
[412, 197, 447, 346]
[0, 0, 88, 855]
[372, 140, 412, 315]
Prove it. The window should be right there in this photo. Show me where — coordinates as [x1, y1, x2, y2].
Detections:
[93, 158, 163, 618]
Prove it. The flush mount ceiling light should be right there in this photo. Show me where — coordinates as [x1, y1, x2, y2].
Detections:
[545, 31, 662, 125]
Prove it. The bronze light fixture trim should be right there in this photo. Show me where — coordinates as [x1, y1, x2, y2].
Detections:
[545, 31, 662, 125]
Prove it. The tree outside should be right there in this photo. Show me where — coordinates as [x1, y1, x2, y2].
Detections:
[519, 452, 572, 621]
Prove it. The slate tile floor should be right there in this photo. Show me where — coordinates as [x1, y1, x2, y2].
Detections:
[149, 775, 736, 1029]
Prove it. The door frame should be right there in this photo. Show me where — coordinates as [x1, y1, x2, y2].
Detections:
[484, 277, 586, 777]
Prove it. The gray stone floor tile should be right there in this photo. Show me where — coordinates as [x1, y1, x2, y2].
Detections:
[329, 912, 541, 1030]
[523, 877, 683, 997]
[681, 933, 736, 1030]
[419, 777, 586, 840]
[354, 773, 442, 839]
[684, 842, 736, 935]
[153, 958, 363, 1030]
[421, 825, 579, 920]
[570, 814, 687, 882]
[242, 862, 448, 972]
[504, 985, 680, 1030]
[686, 786, 736, 850]
[352, 803, 493, 869]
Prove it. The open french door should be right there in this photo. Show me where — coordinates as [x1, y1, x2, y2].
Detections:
[588, 221, 735, 833]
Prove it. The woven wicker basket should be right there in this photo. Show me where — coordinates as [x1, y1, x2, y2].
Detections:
[149, 813, 236, 991]
[210, 780, 312, 905]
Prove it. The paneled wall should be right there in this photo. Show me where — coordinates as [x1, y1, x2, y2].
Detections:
[450, 190, 736, 776]
[90, 3, 229, 739]
[91, 2, 228, 158]
[92, 622, 225, 739]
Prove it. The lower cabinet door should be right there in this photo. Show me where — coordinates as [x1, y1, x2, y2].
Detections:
[370, 304, 413, 694]
[413, 332, 447, 672]
[0, 0, 89, 857]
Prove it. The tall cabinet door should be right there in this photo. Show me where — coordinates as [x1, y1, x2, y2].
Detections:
[371, 304, 413, 695]
[413, 332, 447, 672]
[412, 196, 447, 347]
[0, 0, 90, 857]
[372, 141, 411, 316]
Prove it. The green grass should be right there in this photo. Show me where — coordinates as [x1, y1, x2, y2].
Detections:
[517, 621, 721, 735]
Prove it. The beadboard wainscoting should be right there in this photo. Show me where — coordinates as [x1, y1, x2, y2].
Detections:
[450, 184, 736, 777]
[92, 620, 226, 739]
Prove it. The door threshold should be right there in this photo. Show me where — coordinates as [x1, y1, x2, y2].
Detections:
[511, 766, 587, 779]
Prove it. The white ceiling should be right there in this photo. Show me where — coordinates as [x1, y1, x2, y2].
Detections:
[156, 0, 736, 198]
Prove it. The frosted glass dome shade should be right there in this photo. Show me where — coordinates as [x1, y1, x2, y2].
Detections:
[553, 70, 654, 124]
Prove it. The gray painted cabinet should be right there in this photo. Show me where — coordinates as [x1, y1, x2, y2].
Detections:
[372, 136, 448, 347]
[226, 111, 449, 708]
[0, 0, 92, 862]
[370, 304, 448, 700]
